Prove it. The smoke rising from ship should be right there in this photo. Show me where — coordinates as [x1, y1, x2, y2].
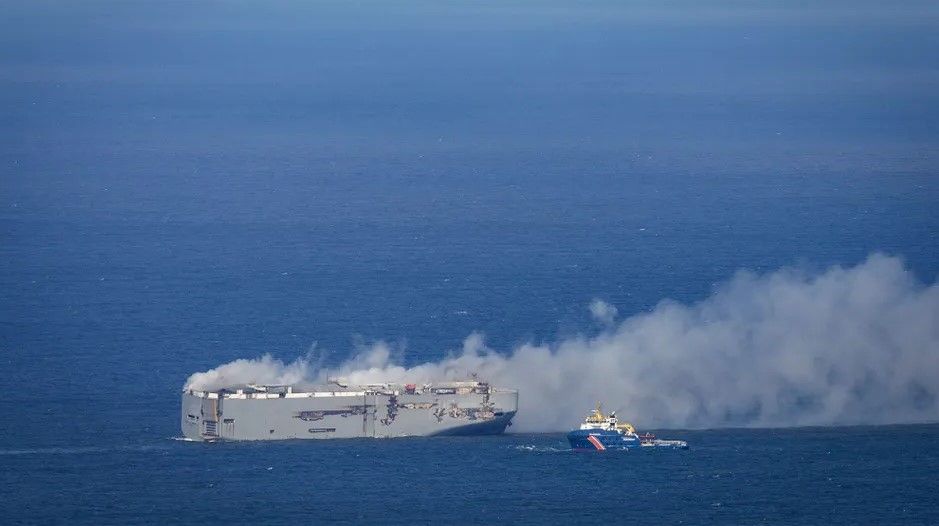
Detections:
[184, 254, 939, 431]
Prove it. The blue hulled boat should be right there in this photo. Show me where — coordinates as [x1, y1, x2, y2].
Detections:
[567, 404, 688, 451]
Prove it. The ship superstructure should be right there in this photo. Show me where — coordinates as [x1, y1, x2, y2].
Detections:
[181, 380, 518, 441]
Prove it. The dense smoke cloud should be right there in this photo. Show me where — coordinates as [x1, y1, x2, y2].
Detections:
[184, 254, 939, 431]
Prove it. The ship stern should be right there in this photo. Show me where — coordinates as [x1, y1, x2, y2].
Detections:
[180, 390, 210, 441]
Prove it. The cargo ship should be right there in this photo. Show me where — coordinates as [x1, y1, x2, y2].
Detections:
[567, 403, 688, 451]
[181, 380, 518, 441]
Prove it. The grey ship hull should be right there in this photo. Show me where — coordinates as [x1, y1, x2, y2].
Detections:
[181, 385, 518, 442]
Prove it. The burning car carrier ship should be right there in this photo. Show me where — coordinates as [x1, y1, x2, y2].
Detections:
[181, 380, 518, 441]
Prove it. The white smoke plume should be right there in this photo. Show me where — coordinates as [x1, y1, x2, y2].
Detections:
[184, 355, 314, 391]
[184, 254, 939, 431]
[589, 298, 619, 326]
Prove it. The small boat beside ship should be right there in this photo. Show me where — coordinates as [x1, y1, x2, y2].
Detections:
[567, 403, 688, 451]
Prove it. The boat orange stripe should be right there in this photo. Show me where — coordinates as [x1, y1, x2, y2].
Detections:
[586, 435, 605, 451]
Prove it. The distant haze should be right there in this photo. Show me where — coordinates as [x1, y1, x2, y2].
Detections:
[187, 254, 939, 431]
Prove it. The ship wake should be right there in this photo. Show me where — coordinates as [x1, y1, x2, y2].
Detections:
[185, 254, 939, 432]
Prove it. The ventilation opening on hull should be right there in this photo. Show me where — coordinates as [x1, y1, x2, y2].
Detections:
[203, 421, 218, 437]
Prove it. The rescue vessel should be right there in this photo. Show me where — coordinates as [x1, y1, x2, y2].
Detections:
[567, 403, 688, 451]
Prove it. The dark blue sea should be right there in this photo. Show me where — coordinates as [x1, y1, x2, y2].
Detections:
[2, 1, 938, 524]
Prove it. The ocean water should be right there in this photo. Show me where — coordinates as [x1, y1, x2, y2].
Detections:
[3, 426, 938, 524]
[2, 1, 938, 524]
